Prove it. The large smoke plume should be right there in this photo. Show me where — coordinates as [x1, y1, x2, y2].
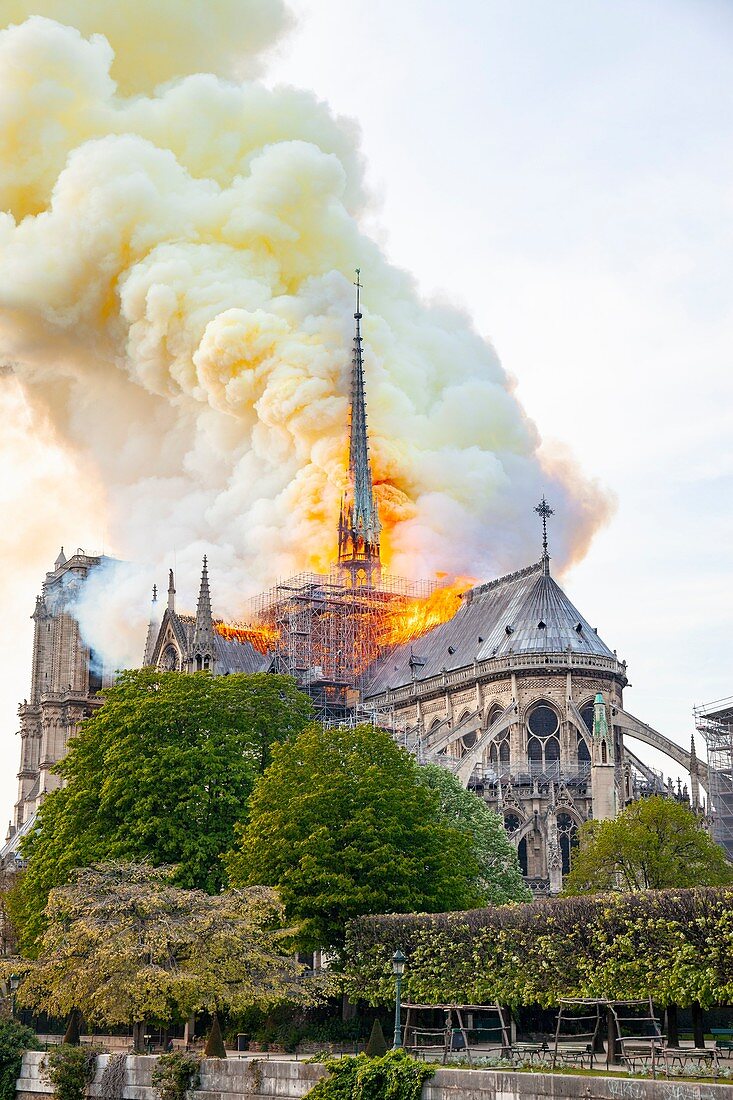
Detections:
[0, 0, 610, 670]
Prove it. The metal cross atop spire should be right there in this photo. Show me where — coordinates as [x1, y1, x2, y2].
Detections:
[535, 496, 554, 574]
[338, 269, 381, 588]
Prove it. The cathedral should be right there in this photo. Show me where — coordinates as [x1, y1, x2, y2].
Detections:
[3, 276, 707, 892]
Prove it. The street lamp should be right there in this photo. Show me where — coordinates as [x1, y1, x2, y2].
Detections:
[392, 949, 406, 1049]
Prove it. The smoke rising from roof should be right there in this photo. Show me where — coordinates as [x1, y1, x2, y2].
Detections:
[0, 0, 611, 670]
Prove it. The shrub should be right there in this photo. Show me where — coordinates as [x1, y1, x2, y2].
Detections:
[306, 1050, 433, 1100]
[345, 886, 733, 1009]
[203, 1015, 226, 1059]
[42, 1044, 98, 1100]
[364, 1020, 388, 1058]
[151, 1052, 200, 1100]
[0, 1019, 38, 1100]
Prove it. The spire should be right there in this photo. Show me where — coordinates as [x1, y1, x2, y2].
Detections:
[337, 269, 381, 588]
[54, 546, 67, 570]
[689, 733, 700, 810]
[192, 555, 215, 673]
[196, 555, 212, 625]
[168, 568, 175, 612]
[534, 497, 554, 576]
[143, 583, 161, 667]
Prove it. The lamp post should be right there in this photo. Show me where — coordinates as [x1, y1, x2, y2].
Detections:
[392, 949, 406, 1049]
[9, 974, 19, 1019]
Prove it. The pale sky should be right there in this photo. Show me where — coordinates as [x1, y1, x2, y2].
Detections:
[2, 0, 733, 820]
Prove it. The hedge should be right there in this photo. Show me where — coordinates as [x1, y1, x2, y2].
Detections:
[344, 887, 733, 1009]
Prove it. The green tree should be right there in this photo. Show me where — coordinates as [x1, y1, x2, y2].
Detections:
[563, 796, 733, 894]
[12, 670, 312, 953]
[226, 724, 490, 952]
[417, 764, 531, 903]
[13, 863, 319, 1047]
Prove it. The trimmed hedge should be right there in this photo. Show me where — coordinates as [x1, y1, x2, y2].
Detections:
[344, 886, 733, 1009]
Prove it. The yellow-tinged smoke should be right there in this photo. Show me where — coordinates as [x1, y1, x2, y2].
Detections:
[0, 1, 611, 669]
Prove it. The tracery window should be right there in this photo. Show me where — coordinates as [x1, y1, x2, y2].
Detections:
[557, 811, 579, 875]
[504, 812, 522, 836]
[162, 644, 179, 671]
[526, 702, 561, 774]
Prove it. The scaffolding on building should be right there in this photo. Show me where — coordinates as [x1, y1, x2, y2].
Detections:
[695, 696, 733, 861]
[249, 568, 435, 722]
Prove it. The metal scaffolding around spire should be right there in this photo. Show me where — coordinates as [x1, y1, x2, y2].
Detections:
[338, 269, 382, 587]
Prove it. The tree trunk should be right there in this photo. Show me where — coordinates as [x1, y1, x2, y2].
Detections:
[692, 1001, 705, 1049]
[132, 1021, 146, 1053]
[665, 1004, 679, 1048]
[605, 1007, 619, 1065]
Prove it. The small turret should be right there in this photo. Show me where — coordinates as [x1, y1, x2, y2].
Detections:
[54, 547, 67, 570]
[591, 691, 616, 821]
[689, 733, 701, 810]
[191, 556, 216, 673]
[167, 569, 176, 612]
[143, 584, 161, 667]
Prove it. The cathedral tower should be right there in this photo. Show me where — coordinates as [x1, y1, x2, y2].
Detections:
[337, 271, 381, 588]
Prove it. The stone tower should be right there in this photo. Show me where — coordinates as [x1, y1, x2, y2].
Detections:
[12, 549, 108, 833]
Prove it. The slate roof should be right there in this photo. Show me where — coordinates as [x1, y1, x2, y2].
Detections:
[364, 561, 616, 697]
[165, 611, 269, 675]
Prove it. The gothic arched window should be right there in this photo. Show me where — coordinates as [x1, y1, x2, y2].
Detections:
[557, 812, 579, 875]
[162, 645, 179, 672]
[528, 737, 543, 772]
[517, 837, 528, 876]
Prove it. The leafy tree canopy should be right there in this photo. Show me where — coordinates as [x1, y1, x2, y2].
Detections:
[416, 764, 531, 904]
[563, 795, 733, 895]
[13, 863, 321, 1027]
[226, 724, 496, 952]
[12, 670, 312, 953]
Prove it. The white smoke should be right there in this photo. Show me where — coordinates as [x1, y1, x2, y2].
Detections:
[0, 1, 611, 671]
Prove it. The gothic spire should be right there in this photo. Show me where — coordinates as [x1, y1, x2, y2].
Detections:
[189, 556, 216, 673]
[338, 269, 381, 587]
[143, 583, 161, 667]
[167, 568, 175, 612]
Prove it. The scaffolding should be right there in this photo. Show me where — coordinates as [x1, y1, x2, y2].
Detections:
[250, 567, 434, 721]
[695, 696, 733, 861]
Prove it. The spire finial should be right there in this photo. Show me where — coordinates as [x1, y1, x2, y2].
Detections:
[354, 267, 362, 317]
[152, 584, 158, 603]
[535, 496, 554, 574]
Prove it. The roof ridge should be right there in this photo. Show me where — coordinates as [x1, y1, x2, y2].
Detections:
[466, 560, 543, 602]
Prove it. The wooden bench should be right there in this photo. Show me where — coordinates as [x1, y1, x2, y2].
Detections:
[663, 1046, 720, 1075]
[618, 1037, 665, 1074]
[552, 1042, 595, 1070]
[711, 1028, 733, 1057]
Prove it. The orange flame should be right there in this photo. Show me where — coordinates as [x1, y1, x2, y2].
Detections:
[215, 621, 278, 655]
[379, 576, 474, 649]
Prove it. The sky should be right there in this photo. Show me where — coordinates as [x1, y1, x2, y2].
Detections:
[2, 0, 733, 820]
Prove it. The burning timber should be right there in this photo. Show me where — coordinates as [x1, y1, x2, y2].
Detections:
[249, 568, 439, 720]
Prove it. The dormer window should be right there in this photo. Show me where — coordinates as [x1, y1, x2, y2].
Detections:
[538, 620, 546, 630]
[505, 625, 514, 635]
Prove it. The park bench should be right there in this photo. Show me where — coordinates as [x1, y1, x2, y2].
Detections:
[711, 1028, 733, 1057]
[552, 1042, 596, 1070]
[618, 1036, 665, 1074]
[663, 1045, 720, 1075]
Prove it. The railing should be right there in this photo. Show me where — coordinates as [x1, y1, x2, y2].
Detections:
[368, 651, 627, 707]
[470, 765, 591, 789]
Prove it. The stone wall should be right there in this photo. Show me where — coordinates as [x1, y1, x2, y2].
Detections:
[17, 1051, 730, 1100]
